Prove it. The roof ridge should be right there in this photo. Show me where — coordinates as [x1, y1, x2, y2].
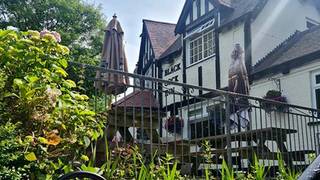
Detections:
[253, 30, 301, 71]
[143, 19, 176, 25]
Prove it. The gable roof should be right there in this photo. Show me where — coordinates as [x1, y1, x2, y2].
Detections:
[159, 36, 182, 60]
[143, 20, 179, 59]
[175, 0, 263, 34]
[252, 26, 320, 78]
[219, 0, 262, 27]
[113, 90, 159, 108]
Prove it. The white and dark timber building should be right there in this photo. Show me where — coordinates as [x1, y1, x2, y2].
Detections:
[135, 0, 320, 140]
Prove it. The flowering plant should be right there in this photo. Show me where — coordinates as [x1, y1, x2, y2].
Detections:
[0, 29, 104, 178]
[262, 90, 288, 113]
[164, 116, 184, 134]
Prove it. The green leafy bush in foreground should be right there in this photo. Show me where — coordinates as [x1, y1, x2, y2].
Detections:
[0, 29, 104, 179]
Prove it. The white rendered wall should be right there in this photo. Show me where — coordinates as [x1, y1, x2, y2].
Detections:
[250, 60, 320, 154]
[161, 55, 183, 106]
[185, 57, 216, 94]
[219, 23, 245, 88]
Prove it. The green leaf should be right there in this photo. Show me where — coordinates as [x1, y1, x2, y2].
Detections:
[13, 78, 24, 88]
[58, 59, 68, 68]
[25, 152, 37, 161]
[81, 155, 89, 161]
[3, 92, 19, 98]
[25, 75, 39, 83]
[39, 137, 49, 144]
[55, 67, 68, 77]
[84, 136, 91, 148]
[80, 110, 95, 116]
[63, 80, 76, 88]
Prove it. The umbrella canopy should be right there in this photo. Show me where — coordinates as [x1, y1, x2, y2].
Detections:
[95, 15, 129, 95]
[228, 44, 250, 129]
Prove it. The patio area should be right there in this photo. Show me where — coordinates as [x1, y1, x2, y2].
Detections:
[72, 62, 320, 178]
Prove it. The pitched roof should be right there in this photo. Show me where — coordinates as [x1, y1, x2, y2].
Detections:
[143, 20, 179, 59]
[253, 26, 320, 76]
[159, 36, 182, 60]
[219, 0, 262, 27]
[175, 0, 263, 34]
[112, 90, 159, 108]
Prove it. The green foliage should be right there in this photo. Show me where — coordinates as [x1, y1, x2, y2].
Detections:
[221, 159, 235, 180]
[80, 139, 184, 180]
[251, 155, 268, 180]
[277, 154, 300, 180]
[0, 29, 104, 178]
[0, 122, 29, 179]
[0, 0, 107, 96]
[202, 141, 213, 180]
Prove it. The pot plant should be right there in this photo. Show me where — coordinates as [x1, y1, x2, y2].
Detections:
[164, 116, 184, 134]
[261, 90, 288, 113]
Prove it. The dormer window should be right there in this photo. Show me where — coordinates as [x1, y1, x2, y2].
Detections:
[189, 30, 215, 65]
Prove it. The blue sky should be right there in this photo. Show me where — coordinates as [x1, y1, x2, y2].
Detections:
[87, 0, 185, 72]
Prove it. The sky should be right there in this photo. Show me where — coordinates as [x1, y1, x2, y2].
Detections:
[87, 0, 185, 73]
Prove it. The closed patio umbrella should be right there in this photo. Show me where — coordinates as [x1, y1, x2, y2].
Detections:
[228, 44, 250, 130]
[95, 15, 129, 95]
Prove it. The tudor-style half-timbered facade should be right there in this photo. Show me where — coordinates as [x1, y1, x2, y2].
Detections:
[175, 0, 320, 91]
[173, 0, 320, 139]
[136, 20, 179, 99]
[135, 0, 320, 140]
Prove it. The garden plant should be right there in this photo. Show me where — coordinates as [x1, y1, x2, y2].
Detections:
[0, 29, 306, 179]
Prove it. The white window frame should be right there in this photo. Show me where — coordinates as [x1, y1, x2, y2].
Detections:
[311, 70, 320, 110]
[190, 36, 203, 65]
[188, 30, 215, 66]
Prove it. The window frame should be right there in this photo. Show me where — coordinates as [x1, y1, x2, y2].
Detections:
[188, 30, 215, 67]
[311, 71, 320, 110]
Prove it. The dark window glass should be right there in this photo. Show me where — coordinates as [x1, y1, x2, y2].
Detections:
[196, 122, 202, 138]
[316, 89, 320, 110]
[191, 124, 195, 139]
[316, 75, 320, 84]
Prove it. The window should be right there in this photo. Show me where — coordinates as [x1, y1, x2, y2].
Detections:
[190, 109, 225, 139]
[189, 31, 214, 65]
[203, 31, 214, 58]
[190, 36, 202, 64]
[188, 108, 202, 118]
[312, 72, 320, 111]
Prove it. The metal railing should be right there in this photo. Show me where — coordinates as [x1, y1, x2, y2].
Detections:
[70, 61, 320, 178]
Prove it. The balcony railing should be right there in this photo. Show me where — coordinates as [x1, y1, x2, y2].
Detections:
[70, 61, 320, 178]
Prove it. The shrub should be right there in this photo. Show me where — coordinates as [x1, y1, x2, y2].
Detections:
[0, 29, 104, 178]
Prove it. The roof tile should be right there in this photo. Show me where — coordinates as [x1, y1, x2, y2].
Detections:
[144, 20, 179, 59]
[253, 26, 320, 75]
[113, 90, 159, 108]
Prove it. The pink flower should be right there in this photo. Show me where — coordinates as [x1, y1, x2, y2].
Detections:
[40, 29, 50, 37]
[51, 31, 61, 43]
[40, 29, 61, 42]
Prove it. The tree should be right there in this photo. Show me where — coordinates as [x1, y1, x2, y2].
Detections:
[0, 0, 107, 96]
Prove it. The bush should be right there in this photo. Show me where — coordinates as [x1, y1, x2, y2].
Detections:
[0, 29, 104, 178]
